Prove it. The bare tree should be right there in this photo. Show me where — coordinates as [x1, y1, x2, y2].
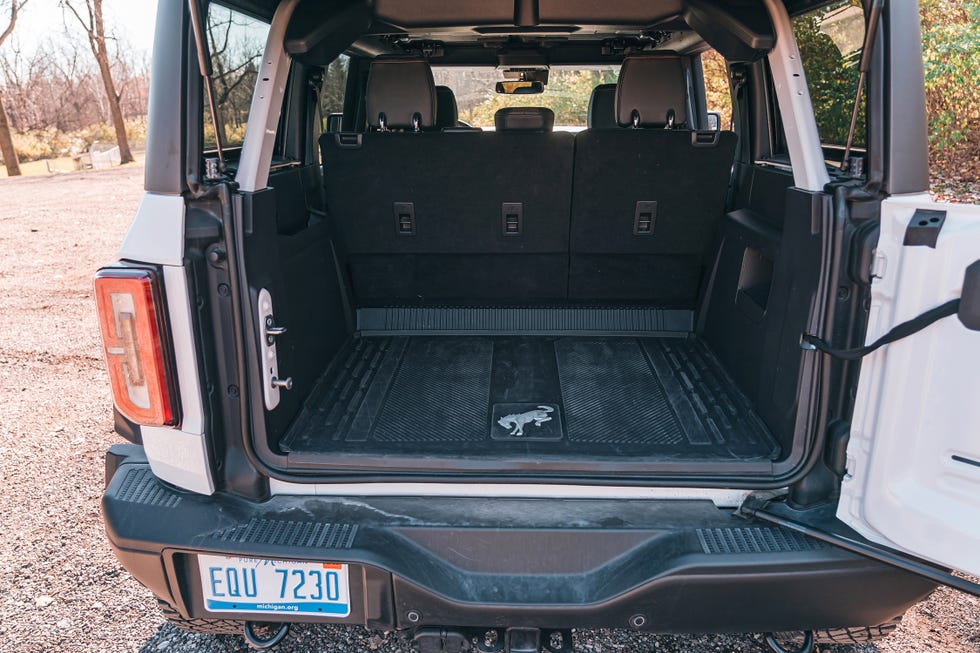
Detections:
[8, 39, 105, 132]
[0, 0, 27, 176]
[1, 32, 149, 161]
[206, 7, 264, 144]
[112, 38, 150, 126]
[61, 0, 133, 164]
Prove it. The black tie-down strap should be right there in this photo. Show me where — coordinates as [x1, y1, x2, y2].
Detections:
[801, 298, 961, 360]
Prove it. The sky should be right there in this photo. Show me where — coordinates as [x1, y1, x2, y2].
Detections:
[14, 0, 160, 54]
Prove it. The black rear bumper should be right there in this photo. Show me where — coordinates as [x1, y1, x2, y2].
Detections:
[103, 448, 934, 634]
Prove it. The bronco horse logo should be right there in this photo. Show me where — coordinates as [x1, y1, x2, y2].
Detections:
[497, 406, 554, 436]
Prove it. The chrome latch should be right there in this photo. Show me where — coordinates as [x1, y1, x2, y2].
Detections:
[263, 315, 287, 345]
[271, 377, 293, 390]
[257, 289, 290, 410]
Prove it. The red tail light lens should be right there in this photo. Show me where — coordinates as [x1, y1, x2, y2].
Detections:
[94, 268, 177, 426]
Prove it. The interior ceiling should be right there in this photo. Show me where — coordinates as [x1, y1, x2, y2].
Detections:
[373, 0, 686, 30]
[369, 0, 689, 41]
[242, 0, 830, 64]
[230, 0, 834, 24]
[353, 0, 709, 62]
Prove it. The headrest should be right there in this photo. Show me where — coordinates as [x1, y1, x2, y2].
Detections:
[494, 107, 555, 132]
[366, 57, 436, 131]
[588, 83, 618, 129]
[434, 86, 459, 129]
[616, 55, 688, 128]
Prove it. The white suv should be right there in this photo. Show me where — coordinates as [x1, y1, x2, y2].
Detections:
[95, 0, 980, 651]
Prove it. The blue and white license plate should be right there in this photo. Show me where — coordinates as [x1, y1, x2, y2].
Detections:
[198, 555, 351, 616]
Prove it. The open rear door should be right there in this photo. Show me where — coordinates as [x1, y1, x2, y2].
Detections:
[837, 193, 980, 577]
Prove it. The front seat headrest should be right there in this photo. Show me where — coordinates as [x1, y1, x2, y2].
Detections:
[366, 57, 437, 131]
[588, 83, 618, 129]
[434, 85, 459, 129]
[494, 107, 555, 132]
[615, 55, 688, 128]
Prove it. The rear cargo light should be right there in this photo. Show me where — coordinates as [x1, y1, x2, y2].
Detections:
[94, 268, 178, 426]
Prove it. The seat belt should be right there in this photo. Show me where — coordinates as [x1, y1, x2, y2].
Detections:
[801, 298, 960, 360]
[725, 66, 749, 211]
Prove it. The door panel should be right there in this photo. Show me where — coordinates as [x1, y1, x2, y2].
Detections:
[838, 193, 980, 576]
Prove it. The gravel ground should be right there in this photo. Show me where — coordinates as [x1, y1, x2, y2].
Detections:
[0, 164, 978, 653]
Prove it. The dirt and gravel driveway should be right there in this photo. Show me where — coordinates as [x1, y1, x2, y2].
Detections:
[0, 165, 977, 652]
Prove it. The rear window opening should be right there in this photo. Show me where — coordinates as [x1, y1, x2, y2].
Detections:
[432, 65, 620, 130]
[203, 4, 271, 151]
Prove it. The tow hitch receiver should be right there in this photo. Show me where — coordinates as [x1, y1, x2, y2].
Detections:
[412, 627, 573, 653]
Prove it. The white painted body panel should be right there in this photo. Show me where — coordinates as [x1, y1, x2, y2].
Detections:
[116, 192, 215, 495]
[838, 193, 980, 576]
[118, 193, 186, 266]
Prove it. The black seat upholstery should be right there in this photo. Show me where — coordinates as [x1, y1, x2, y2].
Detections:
[321, 54, 734, 308]
[321, 60, 574, 305]
[570, 54, 736, 306]
[365, 57, 436, 131]
[615, 54, 691, 128]
[587, 83, 617, 129]
[434, 85, 459, 129]
[494, 107, 555, 132]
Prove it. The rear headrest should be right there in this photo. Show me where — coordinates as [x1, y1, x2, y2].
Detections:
[435, 86, 459, 129]
[494, 107, 555, 132]
[588, 83, 617, 129]
[366, 57, 436, 131]
[616, 55, 688, 128]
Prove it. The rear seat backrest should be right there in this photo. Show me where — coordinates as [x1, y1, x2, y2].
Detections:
[587, 83, 617, 129]
[321, 59, 574, 306]
[570, 54, 737, 306]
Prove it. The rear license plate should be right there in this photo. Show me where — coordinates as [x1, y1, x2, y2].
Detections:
[198, 555, 351, 616]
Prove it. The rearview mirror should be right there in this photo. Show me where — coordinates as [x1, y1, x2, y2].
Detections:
[495, 81, 545, 95]
[707, 111, 722, 131]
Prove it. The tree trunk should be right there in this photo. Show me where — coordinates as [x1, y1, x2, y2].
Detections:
[0, 89, 21, 177]
[63, 0, 135, 165]
[94, 51, 134, 164]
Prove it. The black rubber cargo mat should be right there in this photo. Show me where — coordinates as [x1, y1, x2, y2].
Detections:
[282, 336, 779, 461]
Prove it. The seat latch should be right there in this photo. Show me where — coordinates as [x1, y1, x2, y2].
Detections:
[394, 202, 416, 235]
[502, 202, 523, 236]
[633, 201, 657, 235]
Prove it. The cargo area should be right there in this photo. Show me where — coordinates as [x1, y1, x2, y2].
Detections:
[242, 154, 823, 480]
[282, 331, 778, 464]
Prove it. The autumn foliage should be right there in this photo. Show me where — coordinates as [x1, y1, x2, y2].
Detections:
[919, 0, 980, 179]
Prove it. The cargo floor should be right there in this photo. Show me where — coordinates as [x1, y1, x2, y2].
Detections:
[281, 335, 779, 464]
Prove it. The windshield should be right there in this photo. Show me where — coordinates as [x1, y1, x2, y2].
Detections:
[432, 66, 620, 130]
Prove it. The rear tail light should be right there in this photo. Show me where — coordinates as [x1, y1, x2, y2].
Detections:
[94, 268, 178, 426]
